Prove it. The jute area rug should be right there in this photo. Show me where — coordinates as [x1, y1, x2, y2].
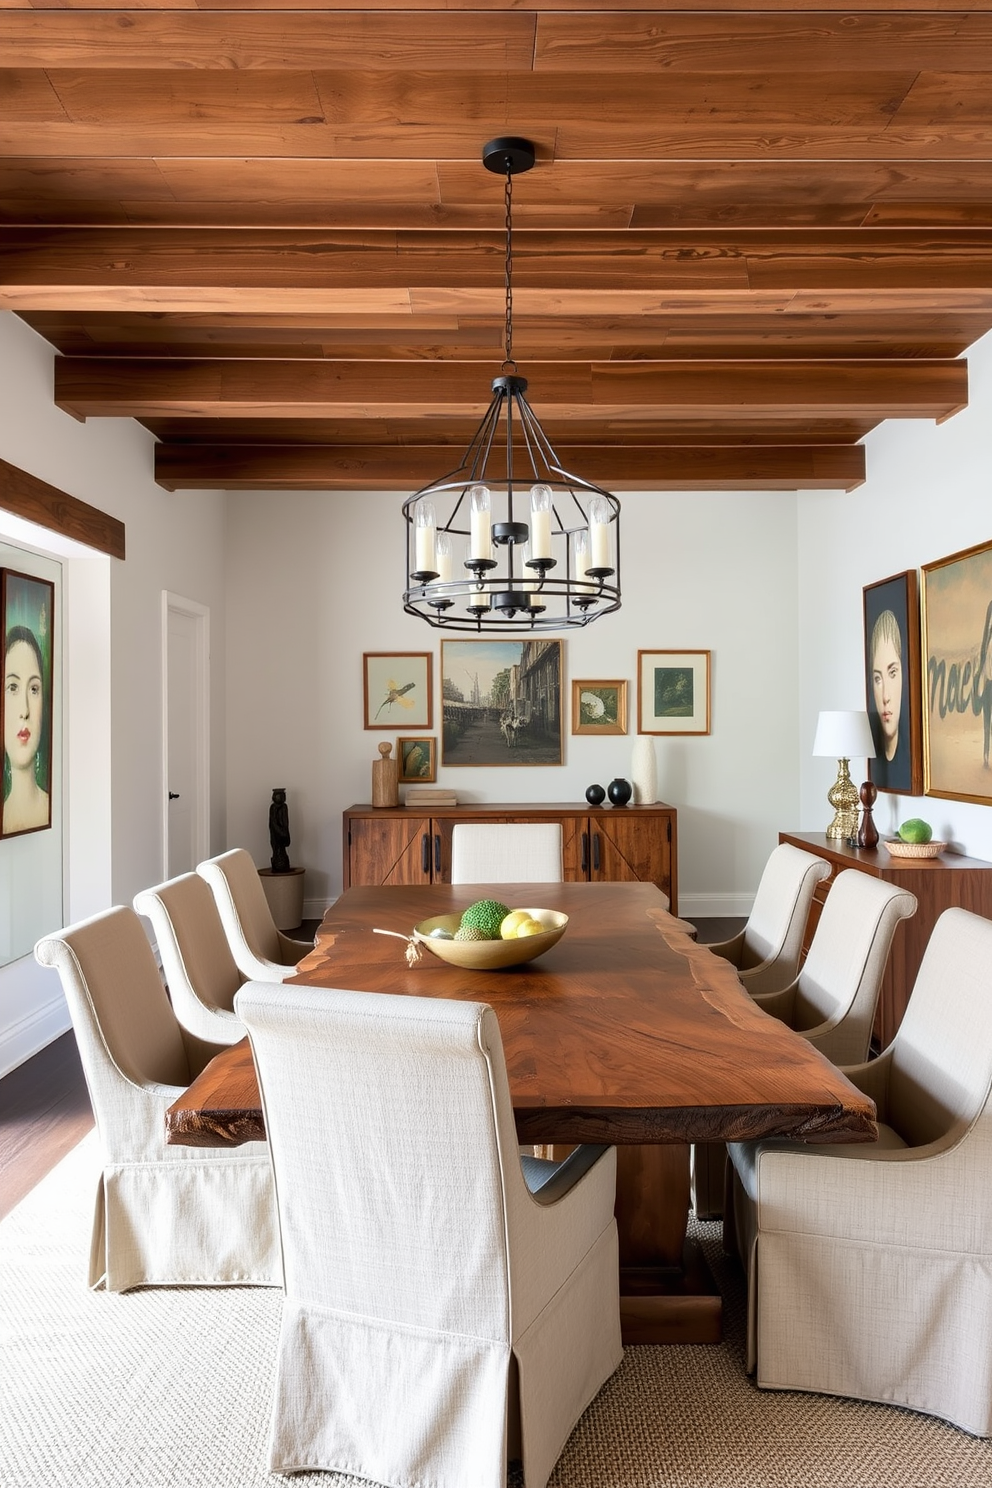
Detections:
[2, 1135, 990, 1488]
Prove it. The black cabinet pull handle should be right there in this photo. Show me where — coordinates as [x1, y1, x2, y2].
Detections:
[168, 791, 180, 801]
[592, 833, 601, 872]
[581, 831, 589, 873]
[421, 834, 430, 874]
[434, 834, 441, 874]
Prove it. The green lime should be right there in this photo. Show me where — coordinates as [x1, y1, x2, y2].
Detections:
[898, 818, 933, 844]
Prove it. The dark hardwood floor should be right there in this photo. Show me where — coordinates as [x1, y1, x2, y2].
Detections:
[0, 1030, 93, 1220]
[0, 915, 743, 1218]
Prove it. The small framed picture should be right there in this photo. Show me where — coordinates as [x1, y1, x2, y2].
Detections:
[862, 569, 923, 796]
[921, 539, 992, 805]
[571, 679, 627, 736]
[2, 569, 55, 838]
[637, 649, 710, 735]
[364, 652, 432, 730]
[398, 736, 436, 783]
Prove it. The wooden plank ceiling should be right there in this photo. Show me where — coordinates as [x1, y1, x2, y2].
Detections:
[3, 3, 992, 493]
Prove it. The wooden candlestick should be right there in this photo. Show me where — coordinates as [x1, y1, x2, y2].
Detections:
[857, 780, 879, 849]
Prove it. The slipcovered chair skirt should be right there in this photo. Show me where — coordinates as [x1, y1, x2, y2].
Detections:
[727, 907, 992, 1438]
[35, 906, 280, 1293]
[237, 981, 623, 1488]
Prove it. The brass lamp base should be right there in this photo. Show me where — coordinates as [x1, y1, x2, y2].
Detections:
[825, 756, 860, 840]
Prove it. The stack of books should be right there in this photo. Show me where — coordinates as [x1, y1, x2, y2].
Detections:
[404, 785, 458, 808]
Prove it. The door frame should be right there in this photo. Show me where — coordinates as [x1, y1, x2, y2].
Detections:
[161, 591, 211, 879]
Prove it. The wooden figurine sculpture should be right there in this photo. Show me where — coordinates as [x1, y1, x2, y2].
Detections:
[269, 788, 292, 871]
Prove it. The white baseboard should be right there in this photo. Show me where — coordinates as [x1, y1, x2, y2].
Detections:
[678, 892, 754, 921]
[0, 993, 71, 1079]
[303, 897, 335, 922]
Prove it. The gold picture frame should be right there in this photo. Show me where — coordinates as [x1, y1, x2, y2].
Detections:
[397, 736, 437, 783]
[571, 679, 627, 736]
[921, 539, 992, 805]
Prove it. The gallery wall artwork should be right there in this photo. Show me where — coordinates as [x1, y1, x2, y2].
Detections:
[637, 650, 711, 735]
[1, 568, 55, 838]
[922, 539, 992, 806]
[862, 569, 924, 797]
[441, 639, 563, 766]
[363, 652, 433, 730]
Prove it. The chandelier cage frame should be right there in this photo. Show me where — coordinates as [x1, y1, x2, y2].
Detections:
[402, 136, 622, 632]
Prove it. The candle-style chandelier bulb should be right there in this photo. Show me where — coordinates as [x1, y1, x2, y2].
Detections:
[468, 485, 493, 567]
[412, 498, 438, 581]
[587, 496, 613, 576]
[529, 484, 553, 564]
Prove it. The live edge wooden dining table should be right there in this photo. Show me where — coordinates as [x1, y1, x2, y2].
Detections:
[166, 880, 876, 1345]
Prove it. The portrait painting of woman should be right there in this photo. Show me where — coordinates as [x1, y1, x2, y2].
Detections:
[2, 570, 55, 838]
[863, 570, 923, 796]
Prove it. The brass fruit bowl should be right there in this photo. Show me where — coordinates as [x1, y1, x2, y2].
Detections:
[413, 909, 568, 970]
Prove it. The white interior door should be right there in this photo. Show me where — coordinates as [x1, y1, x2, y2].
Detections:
[163, 594, 210, 878]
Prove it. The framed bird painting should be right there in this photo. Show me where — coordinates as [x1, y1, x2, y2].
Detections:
[363, 652, 433, 730]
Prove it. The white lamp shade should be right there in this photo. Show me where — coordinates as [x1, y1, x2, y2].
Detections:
[812, 709, 876, 760]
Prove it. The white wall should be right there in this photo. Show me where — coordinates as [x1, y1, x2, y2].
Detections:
[224, 485, 803, 917]
[797, 328, 992, 861]
[0, 313, 230, 1073]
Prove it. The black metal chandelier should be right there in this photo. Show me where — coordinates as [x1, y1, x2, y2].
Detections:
[402, 137, 621, 631]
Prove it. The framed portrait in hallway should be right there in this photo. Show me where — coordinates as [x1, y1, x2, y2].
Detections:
[2, 569, 55, 838]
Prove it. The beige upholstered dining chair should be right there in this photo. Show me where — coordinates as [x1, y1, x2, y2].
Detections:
[236, 980, 622, 1488]
[450, 821, 564, 885]
[747, 869, 917, 1065]
[134, 871, 245, 1045]
[693, 868, 917, 1219]
[707, 843, 831, 995]
[726, 906, 992, 1438]
[34, 906, 280, 1293]
[197, 847, 310, 981]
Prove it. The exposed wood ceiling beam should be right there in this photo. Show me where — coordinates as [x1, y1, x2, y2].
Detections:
[154, 442, 866, 493]
[53, 356, 968, 423]
[5, 12, 992, 73]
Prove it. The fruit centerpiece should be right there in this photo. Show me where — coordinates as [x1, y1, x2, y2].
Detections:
[413, 897, 568, 969]
[884, 819, 946, 859]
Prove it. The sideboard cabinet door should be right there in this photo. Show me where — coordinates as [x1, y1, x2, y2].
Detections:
[592, 812, 673, 900]
[348, 816, 432, 886]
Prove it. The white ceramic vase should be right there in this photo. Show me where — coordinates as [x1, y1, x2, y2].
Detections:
[631, 735, 657, 805]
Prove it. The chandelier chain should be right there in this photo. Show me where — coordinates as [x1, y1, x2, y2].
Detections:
[503, 165, 515, 371]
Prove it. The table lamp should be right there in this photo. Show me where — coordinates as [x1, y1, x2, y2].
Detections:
[813, 710, 876, 840]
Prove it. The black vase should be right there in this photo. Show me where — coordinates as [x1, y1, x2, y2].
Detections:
[585, 784, 606, 806]
[607, 777, 632, 807]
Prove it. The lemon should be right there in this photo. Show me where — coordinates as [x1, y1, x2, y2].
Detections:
[515, 917, 546, 938]
[898, 818, 933, 844]
[500, 910, 531, 940]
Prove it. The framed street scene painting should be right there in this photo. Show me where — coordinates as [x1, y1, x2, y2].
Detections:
[862, 569, 923, 796]
[2, 568, 55, 838]
[363, 652, 432, 730]
[921, 539, 992, 805]
[441, 639, 562, 766]
[637, 650, 710, 735]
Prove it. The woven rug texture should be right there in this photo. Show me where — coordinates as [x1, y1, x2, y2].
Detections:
[1, 1134, 990, 1488]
